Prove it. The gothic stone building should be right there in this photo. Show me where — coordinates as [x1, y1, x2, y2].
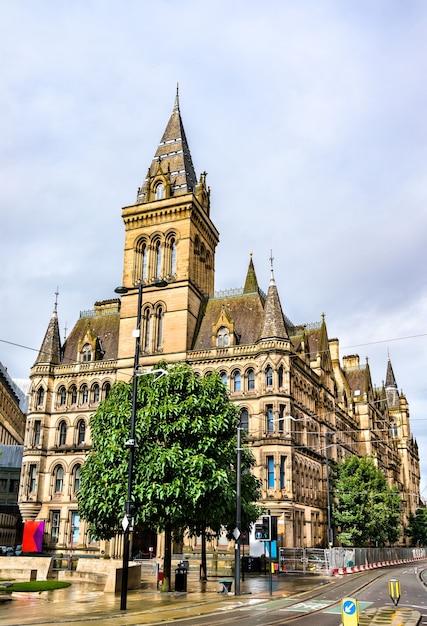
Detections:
[18, 93, 420, 557]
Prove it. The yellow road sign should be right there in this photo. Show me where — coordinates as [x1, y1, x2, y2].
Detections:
[341, 597, 359, 626]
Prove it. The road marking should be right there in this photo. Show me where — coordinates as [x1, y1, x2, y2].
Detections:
[326, 601, 372, 614]
[280, 600, 335, 612]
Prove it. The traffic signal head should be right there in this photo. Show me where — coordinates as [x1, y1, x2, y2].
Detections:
[255, 515, 271, 541]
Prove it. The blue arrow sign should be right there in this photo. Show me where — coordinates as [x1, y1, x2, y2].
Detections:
[343, 600, 356, 615]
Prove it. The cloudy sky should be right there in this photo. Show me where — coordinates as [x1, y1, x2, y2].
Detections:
[1, 1, 426, 490]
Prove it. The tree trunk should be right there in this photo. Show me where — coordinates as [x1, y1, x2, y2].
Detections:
[200, 523, 207, 581]
[161, 523, 172, 592]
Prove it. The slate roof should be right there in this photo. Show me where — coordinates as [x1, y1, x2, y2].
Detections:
[62, 301, 120, 365]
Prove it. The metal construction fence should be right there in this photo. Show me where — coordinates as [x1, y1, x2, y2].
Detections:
[279, 546, 426, 575]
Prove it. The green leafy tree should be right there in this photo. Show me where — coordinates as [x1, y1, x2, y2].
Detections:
[78, 362, 261, 590]
[405, 506, 427, 546]
[332, 456, 401, 547]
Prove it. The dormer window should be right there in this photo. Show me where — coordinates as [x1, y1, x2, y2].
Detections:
[82, 344, 92, 362]
[217, 326, 229, 347]
[155, 182, 165, 200]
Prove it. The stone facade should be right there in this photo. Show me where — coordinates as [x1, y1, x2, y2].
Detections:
[18, 92, 420, 557]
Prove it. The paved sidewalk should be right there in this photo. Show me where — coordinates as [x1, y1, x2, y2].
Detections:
[0, 573, 327, 625]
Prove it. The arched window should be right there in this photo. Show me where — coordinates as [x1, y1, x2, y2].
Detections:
[278, 365, 284, 388]
[82, 344, 92, 362]
[155, 240, 162, 278]
[59, 387, 67, 406]
[266, 405, 274, 433]
[217, 327, 229, 347]
[103, 382, 111, 399]
[74, 465, 81, 493]
[70, 385, 77, 405]
[143, 308, 151, 352]
[140, 242, 148, 281]
[155, 182, 165, 200]
[247, 369, 255, 391]
[220, 371, 227, 386]
[266, 366, 273, 387]
[233, 370, 241, 392]
[80, 385, 89, 404]
[156, 306, 163, 350]
[77, 420, 86, 445]
[54, 466, 64, 493]
[240, 409, 249, 432]
[170, 237, 177, 275]
[92, 383, 100, 403]
[59, 421, 67, 446]
[37, 387, 45, 406]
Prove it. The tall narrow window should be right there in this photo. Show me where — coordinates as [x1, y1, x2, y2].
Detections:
[70, 386, 77, 405]
[143, 308, 151, 352]
[141, 242, 148, 281]
[59, 387, 67, 406]
[280, 456, 286, 489]
[247, 369, 255, 391]
[266, 366, 273, 387]
[92, 383, 100, 403]
[77, 420, 86, 445]
[81, 385, 89, 404]
[54, 466, 64, 492]
[233, 371, 241, 392]
[279, 405, 285, 433]
[240, 409, 249, 432]
[37, 387, 45, 406]
[278, 365, 284, 388]
[51, 511, 60, 543]
[267, 405, 274, 433]
[155, 240, 162, 278]
[74, 465, 81, 493]
[59, 421, 67, 446]
[155, 182, 165, 200]
[29, 464, 37, 493]
[33, 420, 41, 446]
[70, 511, 80, 544]
[267, 456, 275, 489]
[103, 382, 111, 399]
[170, 237, 177, 275]
[220, 371, 227, 386]
[156, 306, 163, 350]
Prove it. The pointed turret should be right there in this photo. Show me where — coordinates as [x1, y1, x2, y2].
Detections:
[137, 86, 197, 203]
[243, 253, 259, 294]
[258, 256, 289, 342]
[385, 357, 399, 408]
[34, 299, 62, 366]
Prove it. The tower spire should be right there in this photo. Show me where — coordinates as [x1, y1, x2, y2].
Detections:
[259, 253, 289, 341]
[34, 292, 62, 366]
[137, 88, 197, 203]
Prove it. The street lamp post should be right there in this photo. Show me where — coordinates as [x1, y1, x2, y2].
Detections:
[234, 415, 242, 596]
[115, 279, 167, 611]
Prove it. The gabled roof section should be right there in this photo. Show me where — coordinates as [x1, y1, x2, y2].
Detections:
[62, 300, 120, 365]
[192, 292, 265, 350]
[136, 87, 197, 203]
[34, 304, 62, 367]
[258, 268, 289, 342]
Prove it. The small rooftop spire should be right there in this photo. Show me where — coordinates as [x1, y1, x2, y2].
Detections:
[269, 249, 275, 284]
[174, 82, 180, 112]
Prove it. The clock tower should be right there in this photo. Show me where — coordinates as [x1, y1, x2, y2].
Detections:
[117, 90, 219, 372]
